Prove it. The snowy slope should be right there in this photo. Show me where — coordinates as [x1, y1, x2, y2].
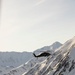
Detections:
[23, 36, 75, 75]
[1, 57, 47, 75]
[0, 52, 33, 75]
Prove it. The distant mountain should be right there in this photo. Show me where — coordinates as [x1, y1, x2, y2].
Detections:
[0, 52, 33, 67]
[34, 41, 62, 55]
[3, 36, 75, 75]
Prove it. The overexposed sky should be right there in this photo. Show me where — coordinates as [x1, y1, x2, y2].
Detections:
[0, 0, 75, 52]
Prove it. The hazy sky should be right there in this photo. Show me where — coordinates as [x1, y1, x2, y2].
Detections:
[0, 0, 1, 25]
[0, 0, 75, 52]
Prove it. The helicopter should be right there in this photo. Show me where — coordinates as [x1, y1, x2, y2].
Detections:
[33, 50, 51, 58]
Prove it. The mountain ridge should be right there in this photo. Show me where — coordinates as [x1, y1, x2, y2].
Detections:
[23, 37, 75, 75]
[0, 41, 62, 75]
[34, 41, 62, 55]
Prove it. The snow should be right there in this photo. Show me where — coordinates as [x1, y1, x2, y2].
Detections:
[1, 37, 75, 75]
[23, 37, 75, 75]
[34, 41, 62, 55]
[0, 41, 62, 75]
[0, 52, 33, 75]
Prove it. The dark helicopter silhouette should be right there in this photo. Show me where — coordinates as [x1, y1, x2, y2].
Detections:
[33, 51, 51, 58]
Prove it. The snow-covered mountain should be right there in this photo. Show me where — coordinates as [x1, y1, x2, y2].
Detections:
[0, 52, 33, 67]
[0, 42, 62, 68]
[2, 36, 75, 75]
[0, 52, 33, 75]
[34, 41, 62, 55]
[24, 36, 75, 75]
[0, 41, 62, 75]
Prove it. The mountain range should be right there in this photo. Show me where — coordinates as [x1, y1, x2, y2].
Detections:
[0, 41, 62, 75]
[1, 36, 75, 75]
